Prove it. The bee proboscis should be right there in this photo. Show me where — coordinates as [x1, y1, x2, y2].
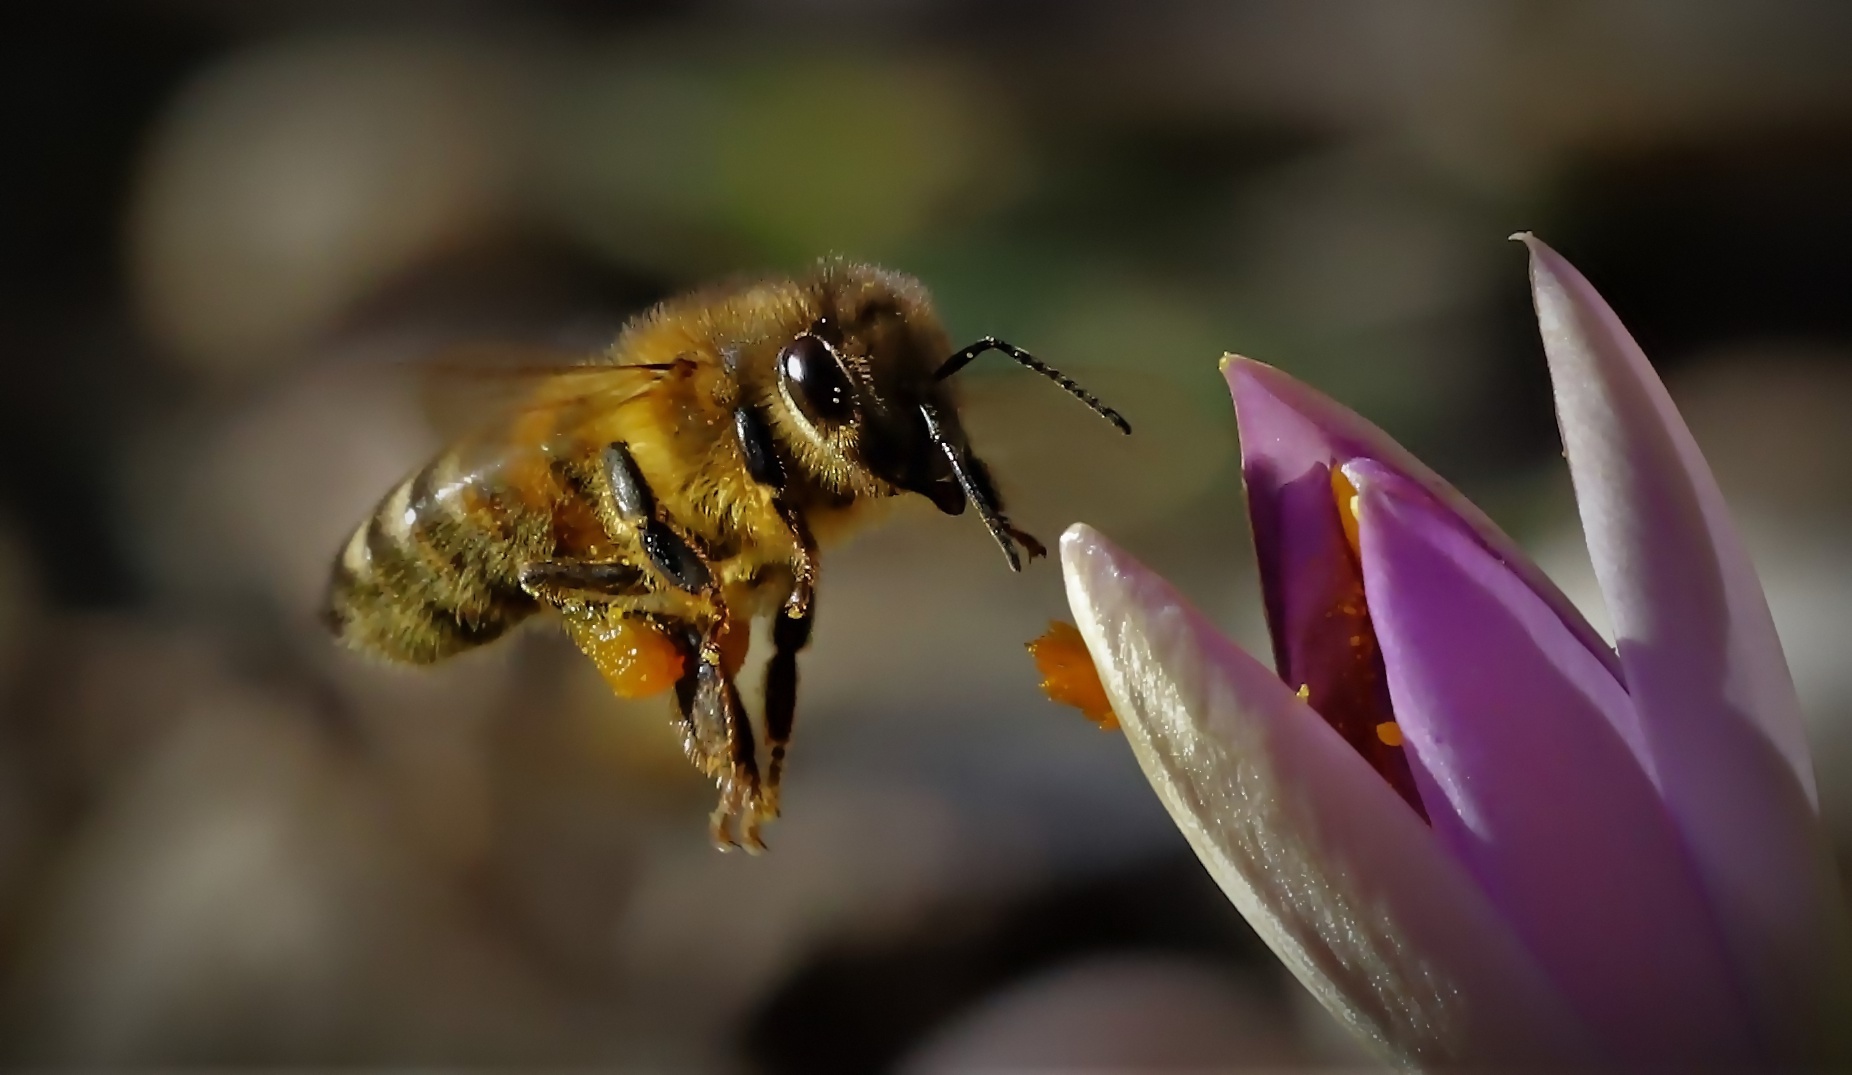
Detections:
[324, 261, 1129, 850]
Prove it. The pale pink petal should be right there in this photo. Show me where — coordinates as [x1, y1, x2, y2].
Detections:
[1061, 524, 1598, 1068]
[1523, 235, 1852, 1059]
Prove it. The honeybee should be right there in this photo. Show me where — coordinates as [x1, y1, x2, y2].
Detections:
[324, 261, 1128, 850]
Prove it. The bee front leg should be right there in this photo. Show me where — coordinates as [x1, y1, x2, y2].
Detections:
[760, 601, 813, 819]
[733, 405, 817, 618]
[771, 501, 817, 619]
[1002, 524, 1047, 562]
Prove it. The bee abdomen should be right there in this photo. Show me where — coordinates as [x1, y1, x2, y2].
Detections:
[323, 455, 541, 665]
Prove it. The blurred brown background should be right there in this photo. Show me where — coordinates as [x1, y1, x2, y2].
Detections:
[3, 1, 1852, 1069]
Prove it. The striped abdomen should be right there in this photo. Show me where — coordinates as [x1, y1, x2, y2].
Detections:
[323, 446, 553, 664]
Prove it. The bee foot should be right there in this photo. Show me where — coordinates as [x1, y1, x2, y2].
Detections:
[737, 810, 766, 854]
[707, 806, 740, 852]
[1006, 524, 1047, 561]
[708, 787, 769, 854]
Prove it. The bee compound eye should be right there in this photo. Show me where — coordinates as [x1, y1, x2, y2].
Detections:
[778, 334, 855, 427]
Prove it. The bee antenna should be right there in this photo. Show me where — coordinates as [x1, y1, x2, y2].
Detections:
[935, 337, 1131, 435]
[918, 402, 1024, 572]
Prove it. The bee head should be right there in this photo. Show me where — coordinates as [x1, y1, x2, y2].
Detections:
[769, 292, 969, 515]
[768, 264, 1129, 570]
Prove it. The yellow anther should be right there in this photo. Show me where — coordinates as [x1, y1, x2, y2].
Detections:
[1331, 465, 1363, 560]
[1375, 721, 1404, 747]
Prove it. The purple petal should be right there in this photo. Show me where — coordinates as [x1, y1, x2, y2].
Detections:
[1349, 462, 1758, 1064]
[1061, 524, 1599, 1068]
[1523, 236, 1852, 1057]
[1229, 358, 1619, 686]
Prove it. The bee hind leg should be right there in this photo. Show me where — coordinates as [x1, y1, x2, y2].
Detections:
[524, 554, 766, 849]
[673, 622, 769, 853]
[594, 443, 773, 848]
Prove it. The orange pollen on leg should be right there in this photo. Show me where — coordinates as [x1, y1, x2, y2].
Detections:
[564, 613, 686, 699]
[717, 618, 751, 678]
[1026, 621, 1119, 730]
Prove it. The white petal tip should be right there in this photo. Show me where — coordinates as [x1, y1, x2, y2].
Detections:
[1059, 524, 1132, 658]
[1059, 522, 1101, 561]
[1060, 525, 1112, 600]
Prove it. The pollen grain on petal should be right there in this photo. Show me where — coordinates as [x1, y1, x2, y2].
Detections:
[1028, 620, 1120, 730]
[1376, 720, 1405, 747]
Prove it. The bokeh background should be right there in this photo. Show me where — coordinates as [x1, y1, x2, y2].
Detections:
[4, 1, 1852, 1068]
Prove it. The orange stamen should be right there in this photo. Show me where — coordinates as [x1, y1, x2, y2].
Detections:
[1331, 466, 1363, 559]
[1279, 461, 1427, 820]
[1027, 621, 1119, 730]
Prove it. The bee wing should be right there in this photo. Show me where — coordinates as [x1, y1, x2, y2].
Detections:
[415, 340, 686, 440]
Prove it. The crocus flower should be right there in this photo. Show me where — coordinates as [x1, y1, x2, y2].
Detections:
[1058, 236, 1852, 1068]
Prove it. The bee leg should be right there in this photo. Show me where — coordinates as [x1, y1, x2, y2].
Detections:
[627, 508, 760, 841]
[760, 601, 813, 819]
[601, 441, 726, 605]
[603, 441, 766, 846]
[773, 502, 817, 618]
[673, 621, 766, 853]
[968, 453, 1046, 563]
[734, 405, 818, 618]
[668, 630, 728, 781]
[516, 559, 652, 604]
[523, 545, 757, 847]
[1003, 524, 1047, 561]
